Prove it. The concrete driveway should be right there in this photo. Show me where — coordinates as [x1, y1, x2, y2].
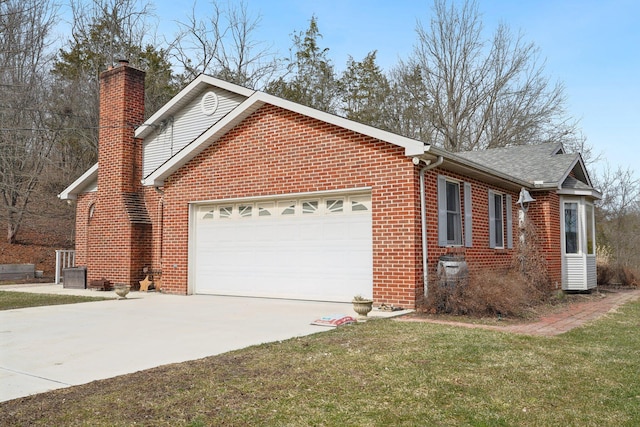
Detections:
[1, 286, 407, 402]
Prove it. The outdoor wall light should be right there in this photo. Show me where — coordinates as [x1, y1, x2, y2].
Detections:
[517, 187, 536, 212]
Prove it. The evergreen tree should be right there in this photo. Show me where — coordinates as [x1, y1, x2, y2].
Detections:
[266, 16, 337, 113]
[52, 0, 180, 169]
[338, 51, 391, 129]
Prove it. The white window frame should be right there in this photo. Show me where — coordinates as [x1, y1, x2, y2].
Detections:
[488, 190, 513, 249]
[563, 201, 580, 255]
[489, 191, 504, 248]
[438, 176, 468, 247]
[585, 202, 595, 255]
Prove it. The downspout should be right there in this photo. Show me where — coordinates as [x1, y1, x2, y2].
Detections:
[415, 155, 444, 298]
[154, 186, 165, 272]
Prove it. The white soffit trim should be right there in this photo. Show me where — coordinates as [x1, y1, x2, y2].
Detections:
[58, 163, 98, 200]
[142, 90, 427, 187]
[557, 188, 603, 200]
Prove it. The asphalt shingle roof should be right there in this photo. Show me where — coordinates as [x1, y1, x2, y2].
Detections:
[455, 143, 580, 186]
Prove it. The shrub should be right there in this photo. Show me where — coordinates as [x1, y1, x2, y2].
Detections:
[597, 255, 640, 288]
[597, 263, 616, 286]
[616, 265, 639, 287]
[596, 244, 616, 286]
[423, 217, 553, 318]
[512, 217, 552, 295]
[424, 267, 547, 318]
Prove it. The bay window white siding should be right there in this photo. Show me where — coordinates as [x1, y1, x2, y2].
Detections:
[561, 196, 597, 290]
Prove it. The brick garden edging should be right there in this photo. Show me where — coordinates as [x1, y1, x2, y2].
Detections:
[396, 288, 640, 336]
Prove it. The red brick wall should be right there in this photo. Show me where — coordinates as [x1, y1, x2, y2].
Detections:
[419, 170, 562, 290]
[159, 104, 423, 307]
[528, 191, 562, 286]
[74, 192, 96, 267]
[143, 187, 163, 273]
[142, 103, 564, 307]
[422, 169, 519, 277]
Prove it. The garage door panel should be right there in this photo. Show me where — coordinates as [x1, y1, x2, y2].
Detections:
[193, 193, 372, 301]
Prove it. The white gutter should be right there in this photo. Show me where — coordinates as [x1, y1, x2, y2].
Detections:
[415, 154, 444, 298]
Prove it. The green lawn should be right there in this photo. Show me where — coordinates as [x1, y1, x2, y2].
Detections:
[1, 301, 639, 426]
[0, 290, 109, 310]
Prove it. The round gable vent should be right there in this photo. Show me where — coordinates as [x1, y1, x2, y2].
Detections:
[201, 91, 219, 116]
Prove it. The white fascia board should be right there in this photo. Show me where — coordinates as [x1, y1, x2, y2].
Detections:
[556, 155, 578, 190]
[197, 75, 256, 98]
[557, 188, 602, 200]
[142, 95, 266, 187]
[58, 163, 98, 200]
[575, 155, 594, 187]
[256, 92, 426, 156]
[135, 75, 256, 139]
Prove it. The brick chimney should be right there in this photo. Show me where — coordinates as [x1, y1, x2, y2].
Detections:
[87, 60, 152, 288]
[97, 59, 144, 193]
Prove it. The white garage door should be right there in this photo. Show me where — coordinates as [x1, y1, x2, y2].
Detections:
[192, 193, 372, 302]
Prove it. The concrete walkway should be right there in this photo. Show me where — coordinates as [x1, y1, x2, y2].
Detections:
[1, 284, 410, 402]
[398, 288, 640, 336]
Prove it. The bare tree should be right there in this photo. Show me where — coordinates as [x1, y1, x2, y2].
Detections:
[0, 0, 59, 243]
[393, 0, 576, 152]
[562, 129, 601, 166]
[52, 0, 177, 170]
[594, 164, 640, 270]
[171, 0, 279, 89]
[385, 63, 436, 143]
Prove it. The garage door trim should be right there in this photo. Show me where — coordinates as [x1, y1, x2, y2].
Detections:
[187, 186, 372, 206]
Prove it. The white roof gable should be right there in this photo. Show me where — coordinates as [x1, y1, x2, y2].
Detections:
[135, 75, 254, 140]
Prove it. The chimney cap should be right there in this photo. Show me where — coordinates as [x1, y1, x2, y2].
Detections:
[118, 59, 130, 66]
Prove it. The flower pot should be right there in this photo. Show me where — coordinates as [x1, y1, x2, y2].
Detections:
[114, 284, 131, 299]
[352, 299, 373, 319]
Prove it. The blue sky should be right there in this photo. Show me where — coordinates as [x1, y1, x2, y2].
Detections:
[83, 0, 640, 181]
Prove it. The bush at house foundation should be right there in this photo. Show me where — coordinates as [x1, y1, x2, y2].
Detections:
[424, 217, 553, 317]
[425, 268, 549, 317]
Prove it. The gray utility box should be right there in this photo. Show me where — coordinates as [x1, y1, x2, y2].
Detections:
[0, 264, 35, 280]
[436, 255, 469, 287]
[62, 267, 87, 289]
